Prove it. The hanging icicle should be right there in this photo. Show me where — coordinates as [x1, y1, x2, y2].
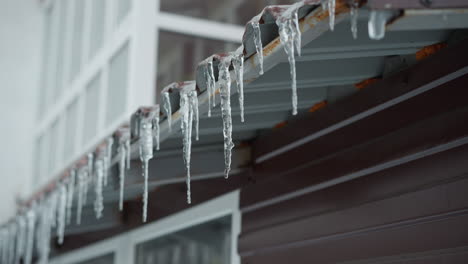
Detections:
[328, 0, 336, 31]
[138, 107, 158, 222]
[276, 3, 303, 116]
[231, 46, 245, 122]
[94, 157, 105, 219]
[179, 81, 198, 204]
[103, 137, 114, 186]
[15, 215, 27, 264]
[250, 14, 264, 75]
[76, 166, 88, 225]
[203, 58, 216, 117]
[66, 168, 75, 225]
[350, 1, 359, 39]
[24, 208, 35, 264]
[57, 183, 67, 245]
[153, 113, 160, 151]
[117, 127, 130, 211]
[161, 90, 172, 130]
[218, 55, 235, 178]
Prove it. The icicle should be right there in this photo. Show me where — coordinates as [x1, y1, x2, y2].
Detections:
[328, 0, 336, 31]
[153, 115, 160, 150]
[24, 209, 35, 264]
[162, 91, 172, 130]
[49, 190, 58, 229]
[57, 184, 67, 244]
[276, 4, 302, 116]
[15, 215, 26, 264]
[139, 109, 156, 222]
[76, 167, 88, 225]
[66, 169, 75, 225]
[8, 222, 16, 264]
[368, 10, 392, 40]
[125, 137, 131, 169]
[87, 153, 94, 177]
[350, 1, 359, 39]
[117, 129, 130, 211]
[218, 56, 235, 178]
[232, 46, 245, 122]
[192, 93, 199, 141]
[180, 85, 197, 203]
[103, 137, 114, 186]
[94, 158, 105, 219]
[251, 16, 264, 75]
[202, 59, 216, 117]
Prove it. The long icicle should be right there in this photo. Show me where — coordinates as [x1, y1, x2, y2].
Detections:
[66, 169, 75, 225]
[104, 137, 114, 186]
[118, 128, 130, 211]
[276, 4, 302, 115]
[328, 0, 336, 31]
[94, 157, 104, 219]
[57, 183, 67, 245]
[218, 56, 235, 178]
[24, 208, 35, 264]
[232, 46, 245, 122]
[139, 108, 157, 222]
[180, 83, 197, 204]
[153, 115, 160, 150]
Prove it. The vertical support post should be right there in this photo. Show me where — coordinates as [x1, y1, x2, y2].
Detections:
[127, 0, 158, 114]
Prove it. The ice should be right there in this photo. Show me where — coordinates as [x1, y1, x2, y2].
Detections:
[76, 167, 88, 225]
[49, 190, 58, 229]
[37, 194, 56, 264]
[104, 137, 114, 186]
[139, 108, 157, 222]
[57, 184, 67, 244]
[218, 55, 235, 178]
[94, 158, 104, 219]
[24, 209, 35, 264]
[66, 169, 75, 225]
[125, 137, 131, 169]
[7, 222, 16, 264]
[67, 168, 76, 225]
[162, 91, 172, 130]
[328, 0, 336, 31]
[179, 82, 198, 203]
[192, 92, 199, 141]
[232, 46, 245, 122]
[276, 4, 302, 116]
[368, 10, 392, 40]
[117, 128, 130, 211]
[204, 60, 216, 117]
[87, 153, 94, 178]
[153, 115, 160, 150]
[15, 215, 26, 264]
[251, 15, 264, 75]
[350, 2, 359, 39]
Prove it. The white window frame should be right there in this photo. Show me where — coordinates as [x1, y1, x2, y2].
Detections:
[50, 190, 241, 264]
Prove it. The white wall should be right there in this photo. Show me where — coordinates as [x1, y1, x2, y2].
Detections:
[0, 0, 42, 223]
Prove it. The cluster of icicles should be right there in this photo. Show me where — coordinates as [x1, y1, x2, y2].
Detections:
[0, 1, 395, 262]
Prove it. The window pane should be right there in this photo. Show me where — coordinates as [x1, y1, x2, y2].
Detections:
[38, 7, 53, 118]
[89, 0, 106, 60]
[116, 0, 131, 25]
[70, 0, 85, 82]
[160, 0, 298, 25]
[53, 0, 70, 101]
[83, 72, 101, 145]
[106, 42, 129, 126]
[73, 253, 114, 264]
[49, 119, 60, 175]
[135, 216, 232, 264]
[64, 99, 79, 162]
[157, 30, 235, 100]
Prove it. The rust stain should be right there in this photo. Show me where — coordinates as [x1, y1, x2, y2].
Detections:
[274, 121, 287, 129]
[415, 42, 447, 61]
[263, 38, 281, 57]
[354, 77, 380, 90]
[308, 100, 327, 113]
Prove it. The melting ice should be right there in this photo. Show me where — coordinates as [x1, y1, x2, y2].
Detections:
[94, 158, 104, 219]
[118, 128, 130, 211]
[179, 82, 198, 204]
[231, 46, 245, 122]
[218, 55, 235, 178]
[276, 3, 302, 115]
[251, 15, 264, 75]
